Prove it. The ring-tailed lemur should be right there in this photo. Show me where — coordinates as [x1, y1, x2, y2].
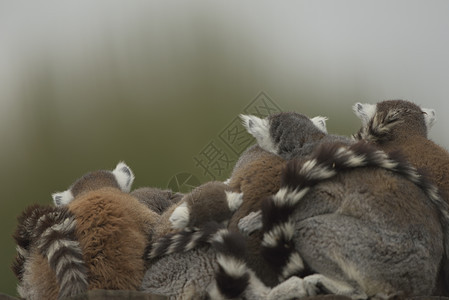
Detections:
[143, 222, 317, 299]
[12, 204, 88, 300]
[13, 161, 246, 299]
[165, 113, 332, 287]
[353, 99, 449, 295]
[13, 162, 162, 299]
[168, 181, 243, 230]
[238, 112, 447, 298]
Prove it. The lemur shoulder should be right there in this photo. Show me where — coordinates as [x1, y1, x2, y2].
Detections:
[353, 99, 449, 203]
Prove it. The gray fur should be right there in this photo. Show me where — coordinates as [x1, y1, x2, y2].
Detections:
[243, 111, 445, 298]
[13, 205, 88, 300]
[131, 187, 183, 215]
[241, 112, 351, 160]
[143, 224, 318, 299]
[52, 162, 135, 206]
[169, 181, 242, 230]
[353, 99, 449, 295]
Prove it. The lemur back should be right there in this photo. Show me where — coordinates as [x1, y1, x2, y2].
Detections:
[12, 162, 163, 299]
[353, 100, 449, 295]
[240, 111, 447, 298]
[225, 145, 286, 286]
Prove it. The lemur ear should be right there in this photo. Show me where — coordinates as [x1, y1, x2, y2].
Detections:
[421, 108, 436, 130]
[311, 116, 328, 134]
[52, 190, 74, 206]
[112, 161, 135, 193]
[240, 114, 277, 153]
[353, 102, 376, 126]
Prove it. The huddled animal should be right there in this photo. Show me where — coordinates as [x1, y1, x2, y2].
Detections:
[236, 111, 449, 298]
[352, 99, 449, 295]
[143, 221, 314, 299]
[13, 103, 449, 299]
[12, 162, 245, 299]
[12, 162, 162, 299]
[12, 204, 87, 300]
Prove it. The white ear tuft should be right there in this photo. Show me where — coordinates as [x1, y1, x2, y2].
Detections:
[112, 161, 135, 193]
[239, 114, 277, 154]
[311, 116, 328, 134]
[52, 190, 74, 206]
[169, 202, 190, 229]
[421, 108, 436, 130]
[353, 102, 377, 126]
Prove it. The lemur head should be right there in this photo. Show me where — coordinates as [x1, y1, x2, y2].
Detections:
[240, 112, 328, 158]
[131, 187, 183, 215]
[52, 162, 135, 206]
[353, 100, 436, 142]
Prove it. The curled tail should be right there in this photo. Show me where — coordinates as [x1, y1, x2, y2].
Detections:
[146, 223, 266, 299]
[208, 229, 252, 299]
[145, 222, 224, 260]
[261, 141, 448, 281]
[13, 205, 88, 299]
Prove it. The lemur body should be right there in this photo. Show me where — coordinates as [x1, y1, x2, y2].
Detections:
[13, 162, 163, 299]
[12, 205, 87, 300]
[353, 99, 449, 295]
[13, 162, 245, 299]
[146, 138, 446, 298]
[143, 222, 314, 299]
[161, 113, 353, 288]
[226, 145, 287, 286]
[238, 112, 447, 298]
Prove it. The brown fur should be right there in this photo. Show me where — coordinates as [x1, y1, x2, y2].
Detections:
[68, 187, 159, 290]
[228, 146, 286, 230]
[354, 100, 449, 201]
[354, 100, 449, 296]
[227, 145, 287, 286]
[184, 181, 235, 227]
[70, 170, 120, 198]
[20, 250, 60, 300]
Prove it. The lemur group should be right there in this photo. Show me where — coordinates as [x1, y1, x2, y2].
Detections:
[12, 100, 449, 299]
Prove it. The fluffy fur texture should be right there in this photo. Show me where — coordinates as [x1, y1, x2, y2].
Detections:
[144, 222, 311, 299]
[226, 145, 287, 286]
[241, 111, 446, 298]
[13, 162, 167, 299]
[52, 162, 134, 206]
[169, 181, 243, 230]
[261, 141, 447, 283]
[130, 187, 183, 215]
[140, 144, 289, 295]
[353, 99, 449, 295]
[12, 205, 88, 300]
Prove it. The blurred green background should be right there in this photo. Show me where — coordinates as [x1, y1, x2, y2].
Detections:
[1, 1, 449, 296]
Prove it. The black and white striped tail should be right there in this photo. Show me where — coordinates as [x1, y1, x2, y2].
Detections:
[146, 223, 255, 299]
[12, 204, 50, 282]
[145, 222, 224, 260]
[208, 230, 251, 299]
[261, 141, 449, 281]
[13, 205, 88, 299]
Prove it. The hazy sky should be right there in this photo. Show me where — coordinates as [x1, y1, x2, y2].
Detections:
[1, 0, 448, 145]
